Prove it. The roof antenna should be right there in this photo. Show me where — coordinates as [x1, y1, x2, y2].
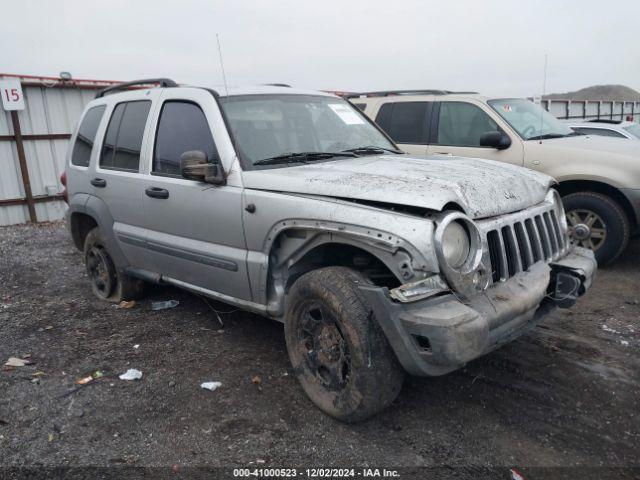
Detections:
[216, 33, 229, 96]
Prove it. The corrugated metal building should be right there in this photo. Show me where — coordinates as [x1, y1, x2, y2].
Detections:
[0, 74, 119, 226]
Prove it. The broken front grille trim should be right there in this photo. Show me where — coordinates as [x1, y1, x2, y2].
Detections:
[479, 203, 568, 284]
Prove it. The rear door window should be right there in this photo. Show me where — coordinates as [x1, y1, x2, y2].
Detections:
[436, 101, 499, 147]
[375, 102, 430, 144]
[153, 101, 218, 176]
[574, 127, 626, 138]
[100, 101, 151, 172]
[71, 105, 106, 167]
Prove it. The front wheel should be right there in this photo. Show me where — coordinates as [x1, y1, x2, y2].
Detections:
[563, 192, 630, 265]
[284, 267, 404, 422]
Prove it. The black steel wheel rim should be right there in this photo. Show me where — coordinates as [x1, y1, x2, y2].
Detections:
[86, 246, 115, 298]
[298, 303, 352, 391]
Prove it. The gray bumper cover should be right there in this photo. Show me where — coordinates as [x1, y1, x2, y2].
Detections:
[359, 247, 597, 377]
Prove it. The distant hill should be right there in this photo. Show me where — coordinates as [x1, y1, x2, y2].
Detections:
[544, 85, 640, 101]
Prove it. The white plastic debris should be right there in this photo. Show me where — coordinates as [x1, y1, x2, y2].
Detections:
[119, 369, 143, 381]
[621, 340, 629, 346]
[601, 324, 620, 334]
[200, 381, 222, 391]
[133, 344, 140, 349]
[151, 300, 179, 311]
[5, 357, 31, 367]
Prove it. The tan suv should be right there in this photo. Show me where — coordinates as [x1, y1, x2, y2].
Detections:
[352, 90, 640, 264]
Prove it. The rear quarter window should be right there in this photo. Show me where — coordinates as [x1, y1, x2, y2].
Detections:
[71, 105, 106, 167]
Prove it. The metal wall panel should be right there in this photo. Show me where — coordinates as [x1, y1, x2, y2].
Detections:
[0, 84, 95, 226]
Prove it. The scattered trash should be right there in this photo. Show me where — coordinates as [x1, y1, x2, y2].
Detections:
[133, 344, 140, 349]
[5, 357, 32, 367]
[32, 371, 46, 378]
[621, 340, 629, 346]
[251, 376, 262, 385]
[48, 433, 55, 443]
[117, 300, 136, 309]
[510, 468, 525, 480]
[119, 369, 143, 381]
[151, 300, 179, 311]
[76, 370, 104, 385]
[200, 381, 222, 391]
[256, 459, 266, 464]
[44, 326, 54, 330]
[601, 324, 620, 334]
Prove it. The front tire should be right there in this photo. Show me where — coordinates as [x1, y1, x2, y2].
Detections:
[284, 267, 404, 422]
[563, 192, 630, 265]
[83, 227, 146, 302]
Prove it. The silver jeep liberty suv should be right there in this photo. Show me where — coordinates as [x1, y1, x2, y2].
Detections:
[65, 78, 596, 422]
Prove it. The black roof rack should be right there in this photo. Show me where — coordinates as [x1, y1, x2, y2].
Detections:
[95, 78, 178, 98]
[262, 83, 291, 87]
[345, 89, 478, 98]
[587, 119, 623, 124]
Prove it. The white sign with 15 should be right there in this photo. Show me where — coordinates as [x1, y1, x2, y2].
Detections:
[0, 79, 25, 111]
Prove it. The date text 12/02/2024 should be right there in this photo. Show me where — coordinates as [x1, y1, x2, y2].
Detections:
[232, 468, 400, 477]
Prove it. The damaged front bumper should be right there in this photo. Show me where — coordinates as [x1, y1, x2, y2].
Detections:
[359, 246, 596, 377]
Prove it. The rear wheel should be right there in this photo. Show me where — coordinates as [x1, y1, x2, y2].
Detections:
[83, 227, 146, 302]
[284, 267, 404, 422]
[563, 192, 630, 264]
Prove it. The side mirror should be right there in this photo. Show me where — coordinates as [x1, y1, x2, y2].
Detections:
[480, 131, 512, 150]
[180, 150, 225, 185]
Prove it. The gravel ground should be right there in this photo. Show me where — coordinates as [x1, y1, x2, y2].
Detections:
[0, 222, 638, 478]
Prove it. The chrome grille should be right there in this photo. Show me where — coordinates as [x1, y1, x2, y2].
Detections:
[480, 205, 567, 283]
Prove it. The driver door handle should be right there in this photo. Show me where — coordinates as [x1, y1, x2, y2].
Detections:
[145, 186, 170, 199]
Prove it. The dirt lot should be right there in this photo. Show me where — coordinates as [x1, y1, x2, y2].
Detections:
[0, 222, 638, 478]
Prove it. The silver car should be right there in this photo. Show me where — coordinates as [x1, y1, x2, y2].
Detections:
[64, 79, 596, 421]
[567, 120, 640, 141]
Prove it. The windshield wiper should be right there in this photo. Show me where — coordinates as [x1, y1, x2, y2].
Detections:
[341, 146, 404, 154]
[527, 133, 570, 140]
[254, 151, 357, 166]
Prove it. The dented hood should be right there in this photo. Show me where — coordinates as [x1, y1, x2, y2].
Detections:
[242, 155, 553, 219]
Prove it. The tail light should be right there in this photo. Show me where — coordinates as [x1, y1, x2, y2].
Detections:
[60, 171, 68, 203]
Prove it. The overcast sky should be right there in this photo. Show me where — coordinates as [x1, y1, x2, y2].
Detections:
[4, 0, 639, 97]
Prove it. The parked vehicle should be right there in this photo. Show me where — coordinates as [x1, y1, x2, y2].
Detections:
[352, 91, 640, 264]
[65, 80, 595, 421]
[566, 120, 640, 141]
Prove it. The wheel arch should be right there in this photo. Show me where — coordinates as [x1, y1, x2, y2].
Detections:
[263, 225, 422, 318]
[555, 179, 637, 230]
[69, 212, 98, 251]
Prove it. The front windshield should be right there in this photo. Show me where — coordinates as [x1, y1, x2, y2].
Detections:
[623, 123, 640, 139]
[488, 98, 575, 140]
[219, 94, 396, 167]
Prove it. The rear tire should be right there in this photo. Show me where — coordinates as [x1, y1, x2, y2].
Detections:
[83, 227, 146, 302]
[284, 267, 404, 422]
[562, 192, 630, 265]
